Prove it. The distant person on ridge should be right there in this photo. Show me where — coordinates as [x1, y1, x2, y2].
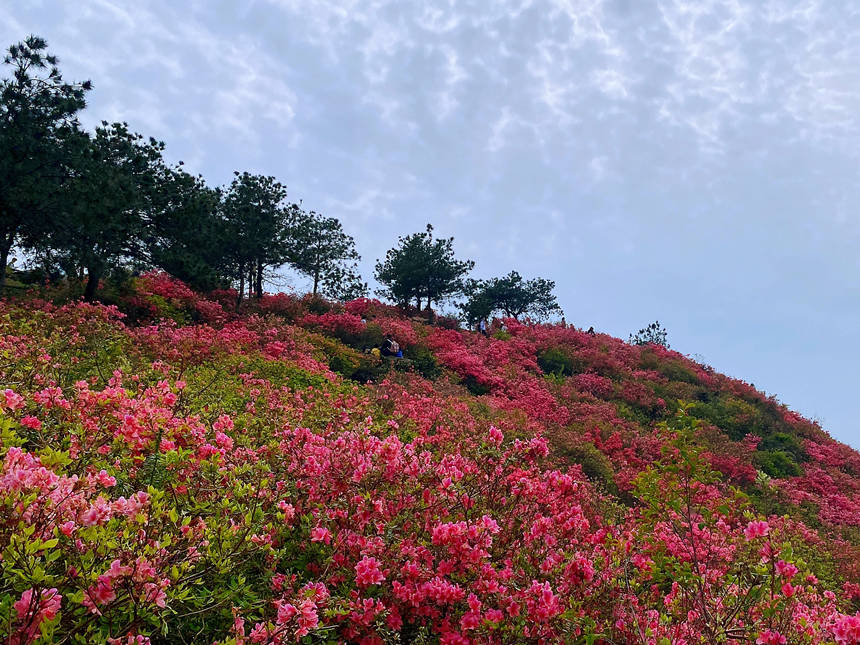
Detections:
[479, 319, 488, 336]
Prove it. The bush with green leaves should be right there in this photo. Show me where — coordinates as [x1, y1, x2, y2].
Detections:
[629, 320, 669, 348]
[537, 346, 577, 376]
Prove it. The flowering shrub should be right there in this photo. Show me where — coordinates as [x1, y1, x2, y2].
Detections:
[342, 297, 402, 320]
[254, 292, 305, 320]
[570, 372, 614, 398]
[0, 280, 859, 643]
[122, 271, 229, 325]
[299, 311, 365, 337]
[376, 317, 419, 348]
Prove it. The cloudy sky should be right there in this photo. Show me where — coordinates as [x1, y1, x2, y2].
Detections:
[3, 0, 860, 447]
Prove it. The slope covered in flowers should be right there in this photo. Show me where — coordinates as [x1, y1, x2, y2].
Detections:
[2, 272, 859, 644]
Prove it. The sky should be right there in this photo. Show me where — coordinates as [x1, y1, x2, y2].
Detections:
[3, 0, 860, 448]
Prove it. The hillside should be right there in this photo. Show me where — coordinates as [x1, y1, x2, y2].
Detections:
[2, 272, 859, 644]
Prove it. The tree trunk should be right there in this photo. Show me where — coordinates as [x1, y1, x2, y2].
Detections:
[84, 266, 102, 302]
[237, 261, 245, 311]
[255, 261, 263, 299]
[0, 232, 13, 292]
[312, 251, 320, 296]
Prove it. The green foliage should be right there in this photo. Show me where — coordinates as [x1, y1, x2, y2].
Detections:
[759, 432, 808, 462]
[688, 393, 773, 441]
[613, 399, 659, 426]
[755, 450, 802, 478]
[458, 283, 495, 327]
[237, 356, 329, 392]
[285, 209, 366, 299]
[0, 35, 91, 289]
[537, 346, 578, 376]
[36, 121, 166, 301]
[630, 320, 669, 348]
[329, 321, 385, 352]
[656, 359, 700, 385]
[404, 343, 441, 380]
[304, 293, 333, 315]
[462, 271, 562, 322]
[349, 358, 390, 384]
[374, 224, 474, 311]
[461, 374, 491, 396]
[221, 172, 298, 301]
[145, 166, 227, 291]
[182, 356, 328, 419]
[309, 335, 365, 379]
[557, 440, 618, 495]
[328, 351, 360, 378]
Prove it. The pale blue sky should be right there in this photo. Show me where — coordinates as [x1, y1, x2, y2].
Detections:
[3, 1, 860, 447]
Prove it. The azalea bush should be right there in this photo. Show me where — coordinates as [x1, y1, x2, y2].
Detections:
[1, 278, 859, 643]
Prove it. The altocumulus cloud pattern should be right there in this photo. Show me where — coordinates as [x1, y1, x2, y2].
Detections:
[3, 0, 860, 445]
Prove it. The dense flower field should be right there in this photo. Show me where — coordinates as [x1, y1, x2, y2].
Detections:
[1, 273, 859, 643]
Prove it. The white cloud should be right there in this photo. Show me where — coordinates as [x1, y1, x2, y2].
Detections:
[6, 0, 860, 442]
[487, 106, 514, 152]
[589, 155, 608, 181]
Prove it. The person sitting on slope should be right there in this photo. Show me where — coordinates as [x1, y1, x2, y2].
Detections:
[381, 334, 400, 357]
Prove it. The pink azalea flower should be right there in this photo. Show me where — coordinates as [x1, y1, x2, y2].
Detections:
[744, 520, 770, 540]
[355, 556, 385, 586]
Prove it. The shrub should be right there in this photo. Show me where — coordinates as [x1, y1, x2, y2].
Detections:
[303, 292, 333, 314]
[436, 315, 460, 330]
[301, 313, 387, 352]
[231, 355, 328, 391]
[755, 450, 802, 478]
[657, 359, 701, 385]
[306, 334, 364, 379]
[343, 297, 402, 319]
[256, 293, 305, 321]
[461, 374, 491, 395]
[537, 346, 576, 376]
[689, 394, 773, 441]
[629, 320, 669, 347]
[404, 344, 441, 380]
[377, 317, 419, 347]
[556, 439, 618, 495]
[301, 312, 363, 336]
[328, 352, 360, 377]
[759, 432, 808, 462]
[571, 373, 613, 398]
[349, 356, 390, 383]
